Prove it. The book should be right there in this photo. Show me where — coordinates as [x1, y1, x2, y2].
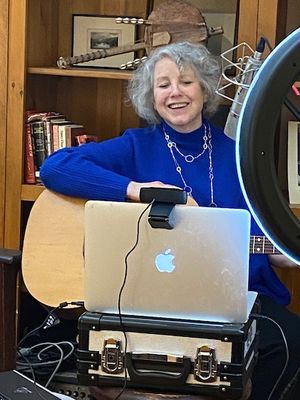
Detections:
[64, 124, 85, 147]
[24, 122, 36, 184]
[57, 123, 85, 148]
[23, 110, 88, 183]
[74, 134, 98, 146]
[51, 120, 72, 152]
[43, 114, 65, 155]
[24, 111, 65, 182]
[31, 120, 47, 179]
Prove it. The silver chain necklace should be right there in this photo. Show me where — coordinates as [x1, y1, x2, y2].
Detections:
[163, 123, 217, 207]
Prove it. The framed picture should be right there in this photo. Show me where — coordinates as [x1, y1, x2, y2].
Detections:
[287, 120, 300, 206]
[72, 15, 136, 68]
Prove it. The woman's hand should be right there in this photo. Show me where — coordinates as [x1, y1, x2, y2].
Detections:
[126, 180, 199, 206]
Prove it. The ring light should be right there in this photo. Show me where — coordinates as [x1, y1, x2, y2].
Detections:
[236, 28, 300, 264]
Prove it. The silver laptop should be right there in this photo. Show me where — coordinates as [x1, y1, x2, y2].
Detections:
[84, 201, 256, 323]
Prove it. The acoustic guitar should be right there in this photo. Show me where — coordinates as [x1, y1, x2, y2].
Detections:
[22, 189, 280, 308]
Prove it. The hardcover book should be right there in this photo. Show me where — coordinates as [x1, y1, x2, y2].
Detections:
[24, 122, 36, 184]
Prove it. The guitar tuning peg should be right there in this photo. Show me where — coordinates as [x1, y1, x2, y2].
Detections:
[115, 17, 123, 24]
[122, 17, 130, 24]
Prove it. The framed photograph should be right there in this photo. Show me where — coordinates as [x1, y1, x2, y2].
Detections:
[72, 15, 136, 68]
[287, 120, 300, 206]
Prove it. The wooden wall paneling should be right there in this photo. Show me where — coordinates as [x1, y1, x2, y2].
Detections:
[120, 81, 140, 133]
[238, 0, 287, 51]
[275, 267, 300, 315]
[0, 0, 9, 247]
[53, 77, 123, 139]
[1, 0, 22, 371]
[257, 0, 287, 48]
[286, 0, 300, 35]
[5, 0, 27, 249]
[27, 0, 59, 67]
[26, 75, 59, 111]
[237, 0, 259, 49]
[94, 78, 123, 139]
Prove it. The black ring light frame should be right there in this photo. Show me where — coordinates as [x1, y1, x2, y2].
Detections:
[236, 28, 300, 264]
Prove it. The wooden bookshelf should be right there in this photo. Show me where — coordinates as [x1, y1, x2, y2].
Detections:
[21, 185, 45, 202]
[3, 0, 300, 314]
[28, 67, 133, 80]
[4, 0, 289, 249]
[0, 0, 8, 247]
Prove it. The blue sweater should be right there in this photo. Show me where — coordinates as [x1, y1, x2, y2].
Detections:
[40, 121, 291, 305]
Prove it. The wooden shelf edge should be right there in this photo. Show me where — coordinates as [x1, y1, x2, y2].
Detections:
[21, 184, 45, 201]
[28, 66, 133, 80]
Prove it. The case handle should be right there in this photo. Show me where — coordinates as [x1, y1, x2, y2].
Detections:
[126, 353, 191, 386]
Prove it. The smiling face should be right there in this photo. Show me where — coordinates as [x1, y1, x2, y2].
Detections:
[153, 57, 206, 133]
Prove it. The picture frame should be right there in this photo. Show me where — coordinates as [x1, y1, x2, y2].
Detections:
[287, 120, 300, 206]
[72, 15, 136, 69]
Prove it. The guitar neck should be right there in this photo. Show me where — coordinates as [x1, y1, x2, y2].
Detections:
[250, 235, 281, 255]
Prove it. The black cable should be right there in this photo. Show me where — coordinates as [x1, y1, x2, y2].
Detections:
[250, 313, 289, 400]
[17, 300, 79, 396]
[17, 349, 53, 400]
[113, 201, 154, 400]
[18, 306, 60, 348]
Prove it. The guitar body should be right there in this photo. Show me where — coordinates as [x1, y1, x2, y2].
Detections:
[22, 189, 86, 308]
[22, 189, 280, 308]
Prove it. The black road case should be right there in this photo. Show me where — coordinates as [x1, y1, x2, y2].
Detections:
[77, 309, 259, 399]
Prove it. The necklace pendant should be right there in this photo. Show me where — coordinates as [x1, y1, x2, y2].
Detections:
[209, 202, 217, 207]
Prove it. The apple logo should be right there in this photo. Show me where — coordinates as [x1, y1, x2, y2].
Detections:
[155, 249, 175, 273]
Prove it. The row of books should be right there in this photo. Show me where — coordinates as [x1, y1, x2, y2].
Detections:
[24, 110, 97, 184]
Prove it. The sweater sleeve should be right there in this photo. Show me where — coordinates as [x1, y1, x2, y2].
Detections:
[40, 133, 134, 200]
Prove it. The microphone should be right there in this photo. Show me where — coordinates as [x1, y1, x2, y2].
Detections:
[223, 37, 266, 139]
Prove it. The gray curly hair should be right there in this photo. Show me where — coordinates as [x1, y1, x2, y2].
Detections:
[127, 42, 221, 124]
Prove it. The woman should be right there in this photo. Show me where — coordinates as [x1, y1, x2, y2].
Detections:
[40, 42, 300, 399]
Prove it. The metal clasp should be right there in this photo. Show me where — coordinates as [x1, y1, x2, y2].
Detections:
[194, 345, 217, 382]
[101, 338, 124, 374]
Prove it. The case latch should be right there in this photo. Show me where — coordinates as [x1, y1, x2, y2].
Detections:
[194, 345, 217, 382]
[101, 338, 124, 374]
